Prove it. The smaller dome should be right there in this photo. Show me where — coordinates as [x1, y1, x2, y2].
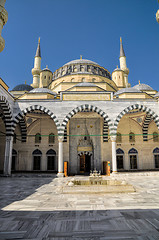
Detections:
[12, 84, 33, 91]
[154, 92, 159, 98]
[133, 83, 153, 91]
[30, 88, 56, 95]
[114, 87, 141, 96]
[112, 67, 123, 72]
[41, 65, 52, 73]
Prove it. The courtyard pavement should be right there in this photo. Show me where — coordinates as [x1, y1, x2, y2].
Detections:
[0, 172, 159, 239]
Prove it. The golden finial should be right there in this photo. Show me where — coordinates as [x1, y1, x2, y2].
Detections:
[120, 37, 122, 43]
[117, 65, 118, 69]
[139, 80, 140, 85]
[46, 65, 48, 68]
[80, 55, 82, 60]
[38, 37, 40, 43]
[25, 80, 26, 85]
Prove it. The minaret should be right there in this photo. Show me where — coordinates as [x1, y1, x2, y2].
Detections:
[119, 37, 129, 87]
[31, 38, 41, 88]
[0, 0, 8, 52]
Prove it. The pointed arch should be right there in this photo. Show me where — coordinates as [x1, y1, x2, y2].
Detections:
[142, 114, 151, 141]
[60, 104, 113, 136]
[19, 118, 27, 142]
[13, 105, 60, 135]
[0, 95, 13, 136]
[113, 104, 159, 135]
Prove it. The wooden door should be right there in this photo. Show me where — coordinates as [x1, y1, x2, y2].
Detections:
[80, 154, 85, 173]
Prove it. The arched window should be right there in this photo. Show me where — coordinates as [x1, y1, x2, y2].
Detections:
[71, 78, 75, 82]
[153, 132, 158, 142]
[116, 148, 124, 169]
[49, 133, 55, 144]
[81, 78, 85, 82]
[35, 133, 41, 144]
[46, 149, 56, 171]
[116, 132, 122, 143]
[129, 132, 135, 142]
[153, 148, 159, 168]
[92, 78, 96, 82]
[128, 148, 138, 169]
[32, 149, 42, 170]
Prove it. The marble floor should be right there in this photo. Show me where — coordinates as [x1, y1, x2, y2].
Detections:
[0, 172, 159, 239]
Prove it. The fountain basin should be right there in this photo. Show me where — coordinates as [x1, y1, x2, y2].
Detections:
[63, 178, 136, 194]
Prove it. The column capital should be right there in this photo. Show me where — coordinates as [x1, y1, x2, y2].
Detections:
[110, 135, 116, 142]
[58, 136, 64, 142]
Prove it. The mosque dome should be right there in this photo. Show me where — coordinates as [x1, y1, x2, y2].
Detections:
[12, 84, 33, 91]
[133, 83, 153, 91]
[63, 59, 100, 66]
[52, 58, 111, 81]
[114, 87, 141, 96]
[29, 87, 56, 95]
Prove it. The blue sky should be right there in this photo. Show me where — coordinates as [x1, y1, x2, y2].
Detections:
[1, 0, 159, 91]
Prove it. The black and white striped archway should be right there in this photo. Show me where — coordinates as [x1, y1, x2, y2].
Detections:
[60, 104, 113, 136]
[0, 95, 13, 136]
[13, 105, 61, 135]
[142, 114, 152, 141]
[113, 104, 159, 135]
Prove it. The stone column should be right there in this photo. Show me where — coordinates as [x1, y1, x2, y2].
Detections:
[110, 136, 117, 173]
[3, 135, 13, 176]
[57, 136, 64, 177]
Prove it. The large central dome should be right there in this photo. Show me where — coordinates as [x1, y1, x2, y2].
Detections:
[52, 58, 111, 81]
[63, 59, 100, 67]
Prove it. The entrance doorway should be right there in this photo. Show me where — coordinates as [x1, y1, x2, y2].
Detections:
[117, 155, 124, 169]
[80, 154, 91, 173]
[130, 155, 137, 169]
[47, 156, 55, 170]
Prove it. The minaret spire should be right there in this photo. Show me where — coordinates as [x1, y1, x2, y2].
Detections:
[119, 37, 129, 88]
[31, 38, 42, 88]
[35, 37, 41, 57]
[120, 37, 125, 57]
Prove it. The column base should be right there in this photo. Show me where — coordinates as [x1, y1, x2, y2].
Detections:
[3, 173, 11, 177]
[112, 171, 118, 174]
[57, 172, 64, 177]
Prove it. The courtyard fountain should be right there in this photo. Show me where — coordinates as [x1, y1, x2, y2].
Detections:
[64, 169, 136, 194]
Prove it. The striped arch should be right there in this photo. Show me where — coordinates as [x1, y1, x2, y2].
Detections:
[19, 118, 27, 142]
[60, 104, 113, 136]
[142, 114, 152, 141]
[0, 95, 13, 136]
[114, 104, 159, 135]
[13, 105, 60, 134]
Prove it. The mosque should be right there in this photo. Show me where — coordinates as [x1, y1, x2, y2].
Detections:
[0, 1, 159, 176]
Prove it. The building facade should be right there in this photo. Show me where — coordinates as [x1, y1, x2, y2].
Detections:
[0, 37, 159, 176]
